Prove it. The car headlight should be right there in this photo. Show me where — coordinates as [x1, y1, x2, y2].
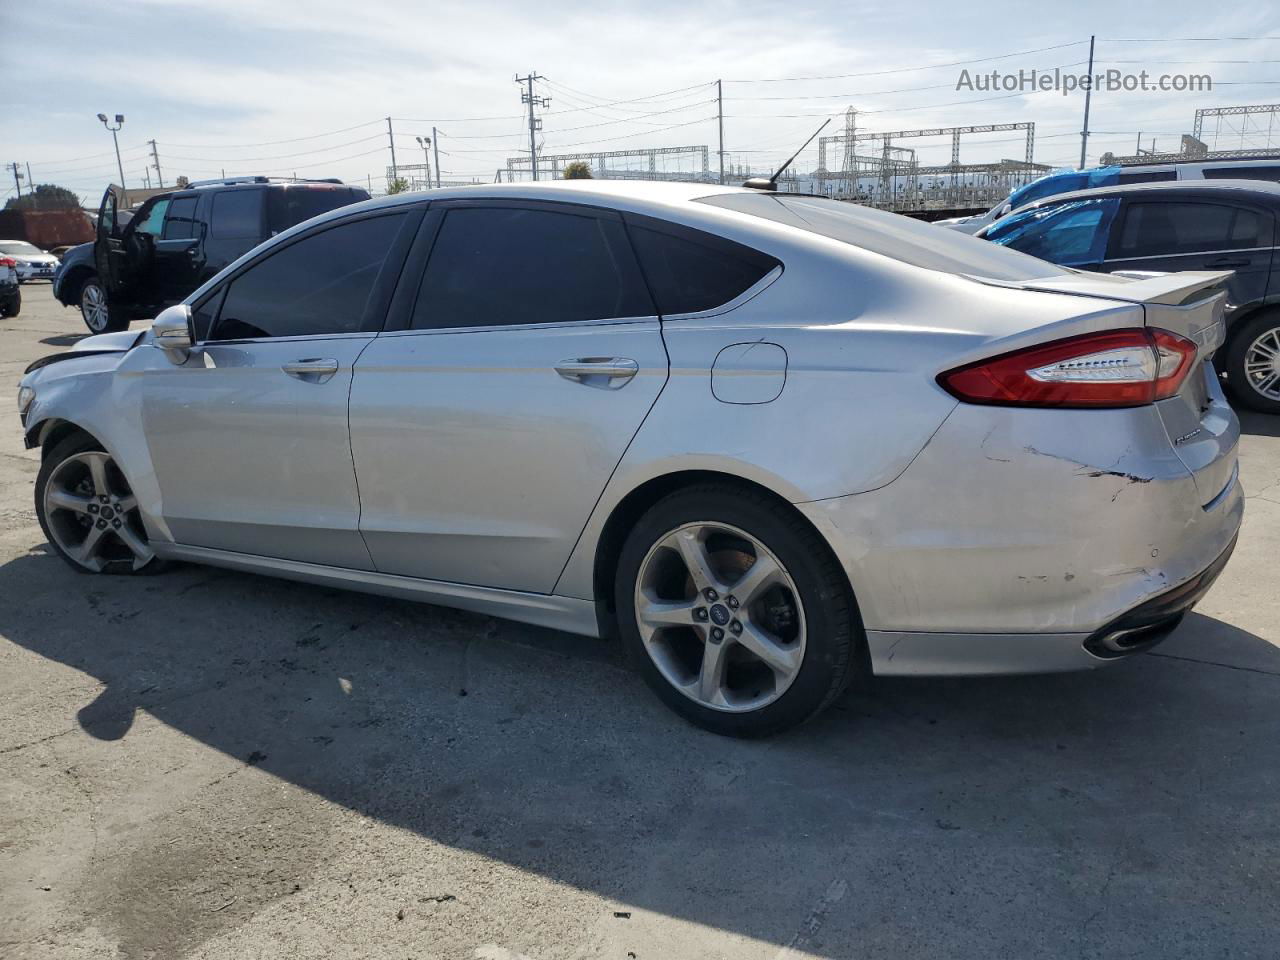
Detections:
[17, 385, 34, 415]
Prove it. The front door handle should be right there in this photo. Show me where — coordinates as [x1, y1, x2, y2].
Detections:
[282, 358, 339, 383]
[555, 357, 639, 385]
[1206, 256, 1250, 268]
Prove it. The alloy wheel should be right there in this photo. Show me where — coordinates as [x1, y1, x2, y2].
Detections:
[81, 282, 108, 333]
[633, 521, 806, 713]
[43, 451, 153, 572]
[1243, 326, 1280, 401]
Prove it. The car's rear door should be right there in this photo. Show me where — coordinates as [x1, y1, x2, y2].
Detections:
[138, 207, 420, 568]
[348, 199, 667, 593]
[151, 193, 204, 305]
[1101, 198, 1276, 312]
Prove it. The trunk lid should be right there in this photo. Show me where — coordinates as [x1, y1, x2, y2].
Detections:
[974, 269, 1237, 506]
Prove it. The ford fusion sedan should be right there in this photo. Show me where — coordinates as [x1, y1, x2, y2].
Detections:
[16, 182, 1241, 737]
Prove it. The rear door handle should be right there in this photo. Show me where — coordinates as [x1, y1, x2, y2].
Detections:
[555, 357, 639, 384]
[282, 358, 339, 382]
[1206, 256, 1250, 268]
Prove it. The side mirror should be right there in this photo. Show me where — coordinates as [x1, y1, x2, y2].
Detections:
[152, 304, 194, 362]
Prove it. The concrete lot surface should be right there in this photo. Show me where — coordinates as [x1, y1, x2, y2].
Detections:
[2, 284, 1278, 959]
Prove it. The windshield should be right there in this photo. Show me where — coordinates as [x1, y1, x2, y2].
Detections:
[0, 241, 43, 256]
[984, 198, 1120, 267]
[696, 193, 1070, 281]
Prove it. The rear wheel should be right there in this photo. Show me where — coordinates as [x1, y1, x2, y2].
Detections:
[0, 288, 17, 318]
[614, 484, 860, 737]
[1225, 311, 1280, 414]
[79, 275, 128, 334]
[36, 435, 160, 575]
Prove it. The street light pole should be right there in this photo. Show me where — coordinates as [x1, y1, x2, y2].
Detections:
[97, 113, 127, 206]
[415, 135, 433, 190]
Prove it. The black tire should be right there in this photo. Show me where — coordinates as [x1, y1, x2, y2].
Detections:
[614, 483, 861, 738]
[36, 433, 164, 576]
[1224, 310, 1280, 415]
[0, 289, 17, 318]
[78, 274, 129, 334]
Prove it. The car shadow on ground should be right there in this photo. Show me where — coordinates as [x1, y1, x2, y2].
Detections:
[1239, 409, 1280, 438]
[2, 547, 1278, 958]
[39, 333, 89, 347]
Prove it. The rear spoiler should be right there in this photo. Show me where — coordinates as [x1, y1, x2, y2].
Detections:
[967, 269, 1233, 307]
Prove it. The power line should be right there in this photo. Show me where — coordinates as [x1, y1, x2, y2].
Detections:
[161, 119, 385, 149]
[723, 40, 1089, 83]
[160, 133, 387, 162]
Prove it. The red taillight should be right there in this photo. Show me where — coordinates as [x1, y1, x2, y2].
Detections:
[938, 328, 1198, 408]
[0, 257, 15, 268]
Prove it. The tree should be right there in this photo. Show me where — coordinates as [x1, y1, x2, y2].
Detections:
[4, 184, 81, 211]
[563, 161, 593, 180]
[175, 176, 190, 189]
[385, 177, 410, 195]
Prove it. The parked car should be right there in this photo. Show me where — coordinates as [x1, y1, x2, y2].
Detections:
[978, 179, 1280, 414]
[53, 177, 370, 334]
[939, 157, 1280, 235]
[0, 256, 19, 317]
[17, 182, 1240, 736]
[0, 240, 60, 282]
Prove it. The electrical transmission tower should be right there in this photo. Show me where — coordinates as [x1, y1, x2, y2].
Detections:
[515, 72, 550, 181]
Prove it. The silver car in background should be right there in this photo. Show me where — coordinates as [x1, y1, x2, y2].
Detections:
[16, 182, 1242, 737]
[0, 240, 59, 281]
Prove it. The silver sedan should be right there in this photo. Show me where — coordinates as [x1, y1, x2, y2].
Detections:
[16, 182, 1242, 736]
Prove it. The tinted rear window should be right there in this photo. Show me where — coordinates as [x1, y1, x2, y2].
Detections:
[210, 189, 264, 239]
[1118, 170, 1177, 184]
[412, 206, 653, 329]
[627, 221, 779, 315]
[1115, 202, 1266, 257]
[698, 193, 1068, 281]
[268, 186, 368, 231]
[1202, 165, 1280, 183]
[162, 196, 199, 240]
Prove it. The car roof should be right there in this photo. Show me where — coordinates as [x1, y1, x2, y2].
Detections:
[1019, 178, 1280, 209]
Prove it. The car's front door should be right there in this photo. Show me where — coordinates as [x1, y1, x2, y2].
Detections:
[349, 199, 668, 593]
[1100, 199, 1277, 311]
[94, 188, 130, 298]
[138, 208, 419, 568]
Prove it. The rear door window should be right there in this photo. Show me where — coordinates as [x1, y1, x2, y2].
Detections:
[210, 189, 265, 240]
[1114, 202, 1266, 257]
[132, 199, 170, 237]
[162, 196, 199, 240]
[209, 213, 407, 341]
[625, 218, 779, 315]
[411, 205, 653, 329]
[1202, 165, 1280, 183]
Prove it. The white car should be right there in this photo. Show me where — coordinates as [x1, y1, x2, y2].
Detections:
[0, 240, 60, 281]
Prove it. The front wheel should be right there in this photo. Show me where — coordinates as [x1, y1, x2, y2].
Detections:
[78, 275, 128, 334]
[36, 435, 160, 575]
[614, 484, 860, 737]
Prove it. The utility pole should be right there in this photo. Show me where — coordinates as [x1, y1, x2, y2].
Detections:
[149, 139, 165, 188]
[515, 73, 549, 181]
[387, 117, 398, 184]
[9, 162, 22, 197]
[143, 169, 151, 189]
[25, 162, 33, 190]
[717, 79, 725, 185]
[1078, 34, 1096, 169]
[432, 126, 442, 188]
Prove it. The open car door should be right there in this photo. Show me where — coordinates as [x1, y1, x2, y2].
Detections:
[94, 187, 130, 300]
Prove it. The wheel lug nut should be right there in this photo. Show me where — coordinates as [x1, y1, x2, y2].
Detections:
[87, 504, 99, 514]
[729, 620, 742, 635]
[703, 588, 718, 602]
[112, 519, 121, 528]
[96, 519, 107, 529]
[726, 595, 739, 609]
[693, 607, 708, 622]
[99, 495, 109, 504]
[710, 627, 724, 643]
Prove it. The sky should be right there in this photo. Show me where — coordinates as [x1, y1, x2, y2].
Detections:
[2, 0, 1279, 203]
